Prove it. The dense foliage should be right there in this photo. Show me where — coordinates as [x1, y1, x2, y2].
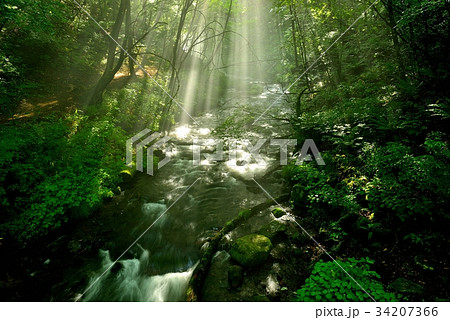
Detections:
[279, 0, 449, 301]
[0, 109, 126, 243]
[294, 258, 398, 302]
[0, 0, 449, 302]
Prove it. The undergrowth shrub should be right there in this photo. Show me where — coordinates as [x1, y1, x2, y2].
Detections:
[294, 257, 398, 302]
[86, 78, 164, 132]
[284, 160, 358, 218]
[359, 139, 450, 224]
[0, 113, 127, 244]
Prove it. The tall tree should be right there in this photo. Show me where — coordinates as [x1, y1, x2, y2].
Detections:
[159, 0, 195, 132]
[86, 0, 131, 106]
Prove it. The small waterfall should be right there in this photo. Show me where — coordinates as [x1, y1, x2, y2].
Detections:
[82, 249, 195, 302]
[141, 269, 194, 302]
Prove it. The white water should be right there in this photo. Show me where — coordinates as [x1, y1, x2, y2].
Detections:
[79, 83, 290, 301]
[83, 249, 195, 302]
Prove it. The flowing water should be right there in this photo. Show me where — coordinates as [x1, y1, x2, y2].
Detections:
[78, 83, 292, 301]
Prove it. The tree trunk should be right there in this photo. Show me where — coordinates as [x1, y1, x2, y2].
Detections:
[289, 5, 300, 70]
[159, 0, 194, 132]
[126, 3, 136, 78]
[85, 0, 130, 106]
[385, 0, 405, 79]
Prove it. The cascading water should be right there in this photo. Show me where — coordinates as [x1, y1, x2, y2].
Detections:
[73, 0, 286, 288]
[82, 249, 196, 302]
[77, 84, 290, 301]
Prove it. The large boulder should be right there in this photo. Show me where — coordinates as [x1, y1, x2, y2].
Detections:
[229, 234, 273, 267]
[202, 251, 231, 301]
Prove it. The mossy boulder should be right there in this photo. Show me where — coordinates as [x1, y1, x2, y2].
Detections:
[258, 220, 287, 240]
[271, 207, 285, 218]
[229, 234, 273, 267]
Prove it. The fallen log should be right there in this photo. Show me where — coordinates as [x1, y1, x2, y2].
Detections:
[185, 194, 290, 301]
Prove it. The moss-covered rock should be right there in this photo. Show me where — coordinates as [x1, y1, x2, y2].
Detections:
[228, 265, 244, 289]
[229, 234, 273, 267]
[271, 207, 285, 218]
[258, 220, 287, 240]
[270, 243, 286, 259]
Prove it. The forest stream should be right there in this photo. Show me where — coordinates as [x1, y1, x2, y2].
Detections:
[2, 0, 449, 306]
[74, 83, 291, 301]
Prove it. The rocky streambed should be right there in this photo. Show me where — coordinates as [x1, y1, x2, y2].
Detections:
[186, 197, 320, 302]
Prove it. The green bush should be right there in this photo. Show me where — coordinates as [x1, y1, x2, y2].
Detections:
[0, 52, 23, 115]
[284, 162, 358, 217]
[102, 79, 164, 132]
[360, 140, 450, 223]
[0, 113, 127, 244]
[294, 258, 398, 302]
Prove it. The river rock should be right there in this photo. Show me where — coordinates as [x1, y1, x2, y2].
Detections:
[228, 265, 244, 289]
[271, 207, 285, 218]
[119, 168, 135, 185]
[270, 243, 286, 260]
[258, 220, 287, 240]
[229, 234, 273, 267]
[202, 251, 231, 301]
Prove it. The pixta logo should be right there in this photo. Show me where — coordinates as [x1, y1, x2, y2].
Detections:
[126, 130, 325, 176]
[126, 129, 171, 176]
[192, 138, 325, 166]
